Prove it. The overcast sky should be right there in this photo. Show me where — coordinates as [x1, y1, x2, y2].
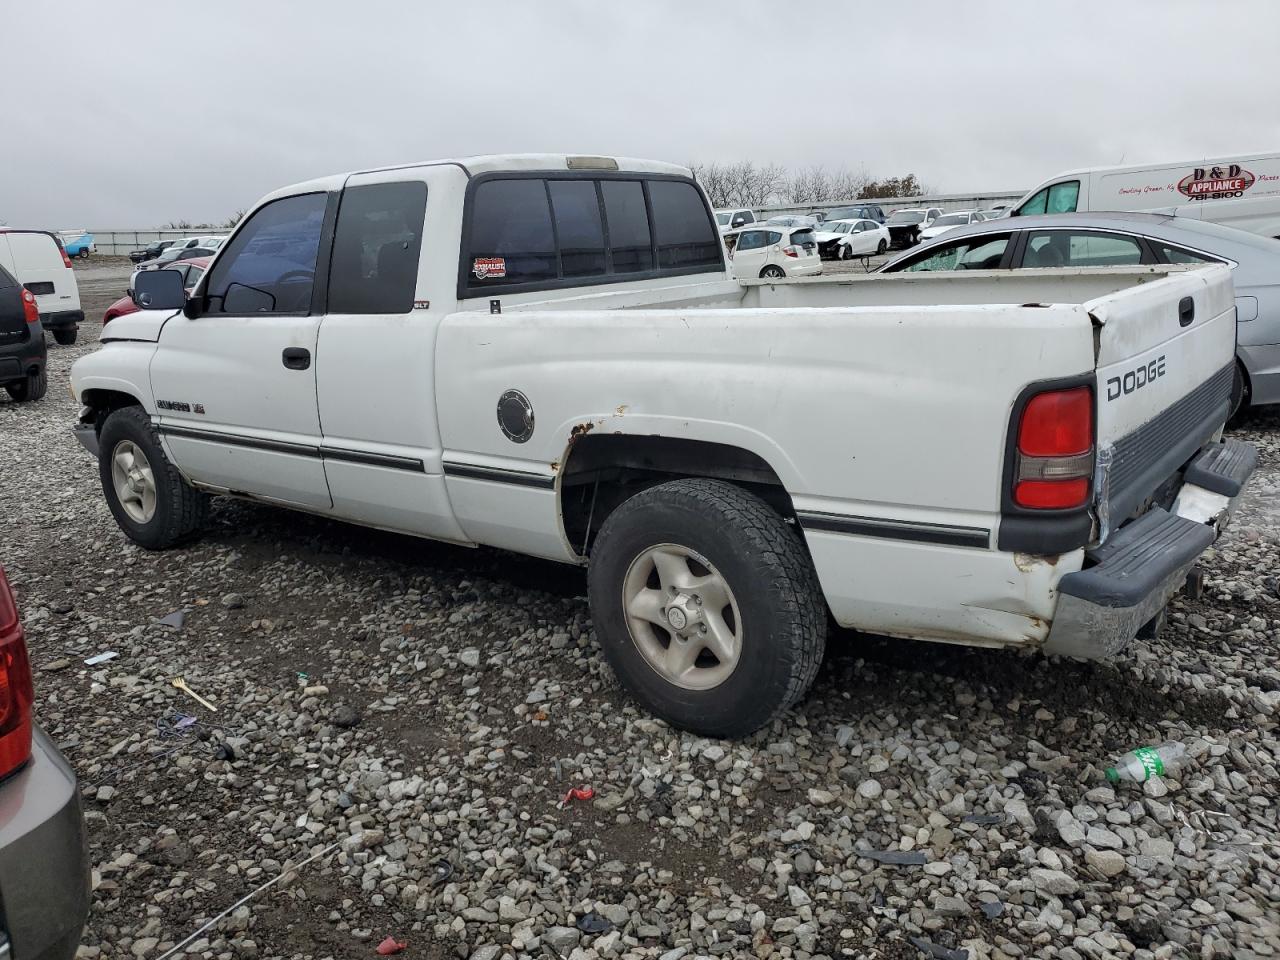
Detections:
[6, 0, 1279, 227]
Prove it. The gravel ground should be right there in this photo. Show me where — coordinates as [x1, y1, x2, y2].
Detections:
[2, 258, 1277, 960]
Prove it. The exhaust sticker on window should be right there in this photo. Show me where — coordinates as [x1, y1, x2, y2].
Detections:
[472, 257, 506, 279]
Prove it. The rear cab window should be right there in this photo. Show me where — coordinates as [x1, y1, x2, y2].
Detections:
[460, 173, 723, 297]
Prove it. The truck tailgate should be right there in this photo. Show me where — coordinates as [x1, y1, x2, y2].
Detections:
[1086, 265, 1236, 532]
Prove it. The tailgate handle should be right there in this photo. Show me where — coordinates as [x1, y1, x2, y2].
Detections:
[1178, 296, 1195, 327]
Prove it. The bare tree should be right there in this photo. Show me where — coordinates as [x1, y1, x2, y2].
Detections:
[691, 160, 919, 207]
[223, 209, 247, 229]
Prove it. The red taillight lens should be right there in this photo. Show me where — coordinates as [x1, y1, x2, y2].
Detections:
[21, 289, 39, 326]
[1018, 387, 1092, 456]
[59, 247, 72, 268]
[0, 570, 34, 780]
[783, 246, 799, 258]
[1013, 385, 1094, 510]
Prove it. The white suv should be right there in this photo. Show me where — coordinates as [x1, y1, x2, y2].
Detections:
[728, 225, 821, 279]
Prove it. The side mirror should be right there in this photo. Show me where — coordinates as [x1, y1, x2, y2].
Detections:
[132, 269, 187, 311]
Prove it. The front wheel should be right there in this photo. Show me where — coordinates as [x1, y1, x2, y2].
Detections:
[839, 245, 853, 261]
[98, 406, 209, 549]
[78, 248, 91, 260]
[4, 367, 46, 403]
[52, 327, 77, 346]
[760, 265, 786, 280]
[588, 478, 827, 738]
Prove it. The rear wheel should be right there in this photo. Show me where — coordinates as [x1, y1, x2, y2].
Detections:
[98, 406, 209, 549]
[1228, 360, 1250, 423]
[78, 248, 91, 260]
[876, 238, 888, 255]
[52, 327, 77, 346]
[4, 367, 46, 403]
[587, 478, 827, 738]
[760, 265, 786, 280]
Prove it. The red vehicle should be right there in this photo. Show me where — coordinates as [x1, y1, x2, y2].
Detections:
[102, 257, 209, 324]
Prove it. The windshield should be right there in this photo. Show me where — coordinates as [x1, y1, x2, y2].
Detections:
[888, 211, 925, 224]
[931, 214, 969, 227]
[824, 222, 850, 234]
[715, 213, 730, 226]
[826, 207, 860, 220]
[157, 248, 182, 262]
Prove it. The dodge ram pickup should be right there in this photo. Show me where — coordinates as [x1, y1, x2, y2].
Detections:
[69, 154, 1257, 738]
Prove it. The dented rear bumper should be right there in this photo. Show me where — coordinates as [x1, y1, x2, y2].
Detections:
[1044, 438, 1256, 658]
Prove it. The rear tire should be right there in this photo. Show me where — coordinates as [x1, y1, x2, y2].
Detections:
[1228, 360, 1250, 423]
[876, 238, 888, 255]
[52, 327, 77, 346]
[98, 406, 209, 549]
[78, 248, 91, 260]
[4, 367, 46, 403]
[760, 265, 786, 280]
[587, 478, 827, 738]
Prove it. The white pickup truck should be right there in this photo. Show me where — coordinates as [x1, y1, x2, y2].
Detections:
[70, 154, 1257, 738]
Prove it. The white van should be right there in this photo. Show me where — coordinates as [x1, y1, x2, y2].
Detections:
[0, 230, 83, 345]
[1010, 152, 1280, 238]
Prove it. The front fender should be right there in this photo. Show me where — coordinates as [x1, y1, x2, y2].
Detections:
[71, 343, 157, 414]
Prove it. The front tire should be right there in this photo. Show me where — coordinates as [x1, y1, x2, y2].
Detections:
[839, 245, 853, 261]
[98, 406, 209, 549]
[4, 367, 46, 403]
[52, 327, 77, 346]
[588, 479, 827, 738]
[78, 248, 91, 260]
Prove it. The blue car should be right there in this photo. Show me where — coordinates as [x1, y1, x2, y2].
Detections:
[60, 233, 95, 260]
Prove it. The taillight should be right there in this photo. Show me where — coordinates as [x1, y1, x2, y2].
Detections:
[783, 246, 799, 258]
[0, 570, 34, 780]
[59, 246, 72, 269]
[1013, 386, 1094, 510]
[21, 288, 39, 326]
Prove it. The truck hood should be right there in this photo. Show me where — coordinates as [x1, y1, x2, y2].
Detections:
[100, 307, 179, 343]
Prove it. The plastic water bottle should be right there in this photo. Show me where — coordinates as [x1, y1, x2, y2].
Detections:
[1105, 742, 1186, 783]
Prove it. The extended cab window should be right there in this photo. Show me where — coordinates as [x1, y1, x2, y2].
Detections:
[467, 179, 557, 286]
[1024, 231, 1141, 267]
[649, 180, 720, 269]
[204, 192, 327, 314]
[549, 180, 606, 278]
[898, 235, 1010, 272]
[329, 181, 428, 314]
[601, 180, 653, 274]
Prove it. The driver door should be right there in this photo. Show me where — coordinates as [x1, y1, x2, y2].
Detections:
[148, 190, 337, 509]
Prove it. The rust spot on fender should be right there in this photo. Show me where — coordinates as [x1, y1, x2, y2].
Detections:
[615, 403, 629, 416]
[569, 421, 595, 440]
[1014, 553, 1060, 573]
[550, 460, 560, 473]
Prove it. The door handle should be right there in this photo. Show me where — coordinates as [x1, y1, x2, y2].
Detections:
[282, 347, 311, 370]
[1178, 296, 1195, 327]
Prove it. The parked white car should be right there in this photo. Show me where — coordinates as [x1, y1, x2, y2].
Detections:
[70, 153, 1254, 739]
[884, 206, 943, 247]
[714, 208, 756, 234]
[1011, 152, 1280, 238]
[813, 218, 890, 259]
[918, 210, 983, 242]
[0, 229, 83, 344]
[728, 224, 822, 278]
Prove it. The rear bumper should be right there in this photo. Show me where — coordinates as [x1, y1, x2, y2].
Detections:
[1044, 438, 1257, 658]
[0, 329, 46, 385]
[0, 727, 90, 960]
[39, 311, 83, 331]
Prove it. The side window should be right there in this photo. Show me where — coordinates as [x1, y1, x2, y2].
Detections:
[1025, 231, 1141, 267]
[548, 180, 606, 278]
[205, 192, 327, 315]
[741, 211, 755, 224]
[1156, 243, 1215, 265]
[736, 231, 765, 252]
[329, 181, 428, 314]
[466, 178, 556, 286]
[1047, 181, 1080, 214]
[900, 235, 1010, 272]
[648, 180, 721, 269]
[766, 231, 783, 246]
[185, 266, 205, 289]
[1017, 188, 1048, 216]
[601, 180, 653, 273]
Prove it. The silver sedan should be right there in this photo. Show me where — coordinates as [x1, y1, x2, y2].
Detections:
[880, 211, 1280, 415]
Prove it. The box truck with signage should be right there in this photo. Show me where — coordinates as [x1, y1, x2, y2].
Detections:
[1009, 152, 1280, 238]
